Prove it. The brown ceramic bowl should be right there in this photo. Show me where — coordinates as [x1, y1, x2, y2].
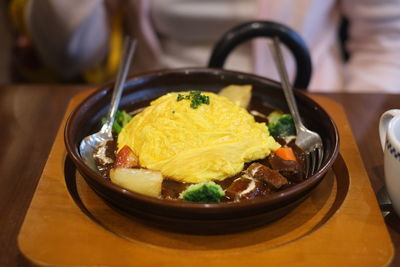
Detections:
[64, 68, 339, 234]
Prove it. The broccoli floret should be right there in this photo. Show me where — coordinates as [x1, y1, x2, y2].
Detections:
[101, 110, 132, 134]
[267, 111, 282, 125]
[267, 111, 296, 138]
[180, 181, 225, 203]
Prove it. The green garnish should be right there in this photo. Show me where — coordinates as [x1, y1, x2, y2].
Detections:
[177, 94, 184, 101]
[176, 91, 210, 109]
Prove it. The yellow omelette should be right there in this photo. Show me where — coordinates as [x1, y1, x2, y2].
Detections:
[118, 91, 280, 183]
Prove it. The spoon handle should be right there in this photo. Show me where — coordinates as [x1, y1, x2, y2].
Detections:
[269, 37, 305, 130]
[103, 37, 137, 133]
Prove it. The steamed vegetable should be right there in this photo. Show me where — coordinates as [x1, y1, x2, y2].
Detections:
[101, 110, 132, 134]
[267, 111, 296, 138]
[109, 168, 163, 197]
[275, 147, 297, 161]
[114, 145, 139, 168]
[218, 84, 252, 108]
[180, 181, 225, 203]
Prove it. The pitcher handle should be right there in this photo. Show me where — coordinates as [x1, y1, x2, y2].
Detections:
[208, 20, 312, 90]
[379, 109, 400, 150]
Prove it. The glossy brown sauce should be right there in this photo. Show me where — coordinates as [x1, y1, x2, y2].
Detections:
[93, 140, 117, 177]
[94, 139, 306, 203]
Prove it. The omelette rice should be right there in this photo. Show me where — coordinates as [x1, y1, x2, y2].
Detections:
[118, 91, 280, 183]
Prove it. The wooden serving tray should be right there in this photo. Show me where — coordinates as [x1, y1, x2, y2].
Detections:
[18, 91, 393, 266]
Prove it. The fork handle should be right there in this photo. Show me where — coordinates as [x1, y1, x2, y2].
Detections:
[269, 37, 305, 131]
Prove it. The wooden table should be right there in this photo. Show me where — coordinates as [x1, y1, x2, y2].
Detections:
[0, 85, 399, 266]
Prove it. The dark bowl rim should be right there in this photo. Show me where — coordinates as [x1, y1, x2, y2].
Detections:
[64, 67, 340, 212]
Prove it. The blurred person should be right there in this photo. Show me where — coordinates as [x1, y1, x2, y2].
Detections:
[9, 0, 400, 92]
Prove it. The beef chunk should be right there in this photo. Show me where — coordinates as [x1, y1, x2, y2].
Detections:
[246, 163, 288, 190]
[268, 154, 305, 183]
[225, 176, 270, 201]
[290, 141, 306, 163]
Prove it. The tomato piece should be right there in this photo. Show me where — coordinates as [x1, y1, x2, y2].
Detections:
[114, 145, 139, 168]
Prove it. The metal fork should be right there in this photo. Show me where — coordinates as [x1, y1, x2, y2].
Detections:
[269, 37, 324, 177]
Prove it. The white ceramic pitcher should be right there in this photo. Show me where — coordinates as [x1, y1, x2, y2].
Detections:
[379, 109, 400, 216]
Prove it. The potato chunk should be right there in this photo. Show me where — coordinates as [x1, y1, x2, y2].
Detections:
[218, 84, 252, 108]
[109, 168, 163, 197]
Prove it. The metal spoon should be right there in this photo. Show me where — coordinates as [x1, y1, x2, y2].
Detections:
[79, 37, 137, 171]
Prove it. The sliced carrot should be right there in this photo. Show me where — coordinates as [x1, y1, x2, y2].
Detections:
[275, 147, 297, 161]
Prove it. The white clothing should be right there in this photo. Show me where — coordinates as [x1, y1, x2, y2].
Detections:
[26, 0, 400, 92]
